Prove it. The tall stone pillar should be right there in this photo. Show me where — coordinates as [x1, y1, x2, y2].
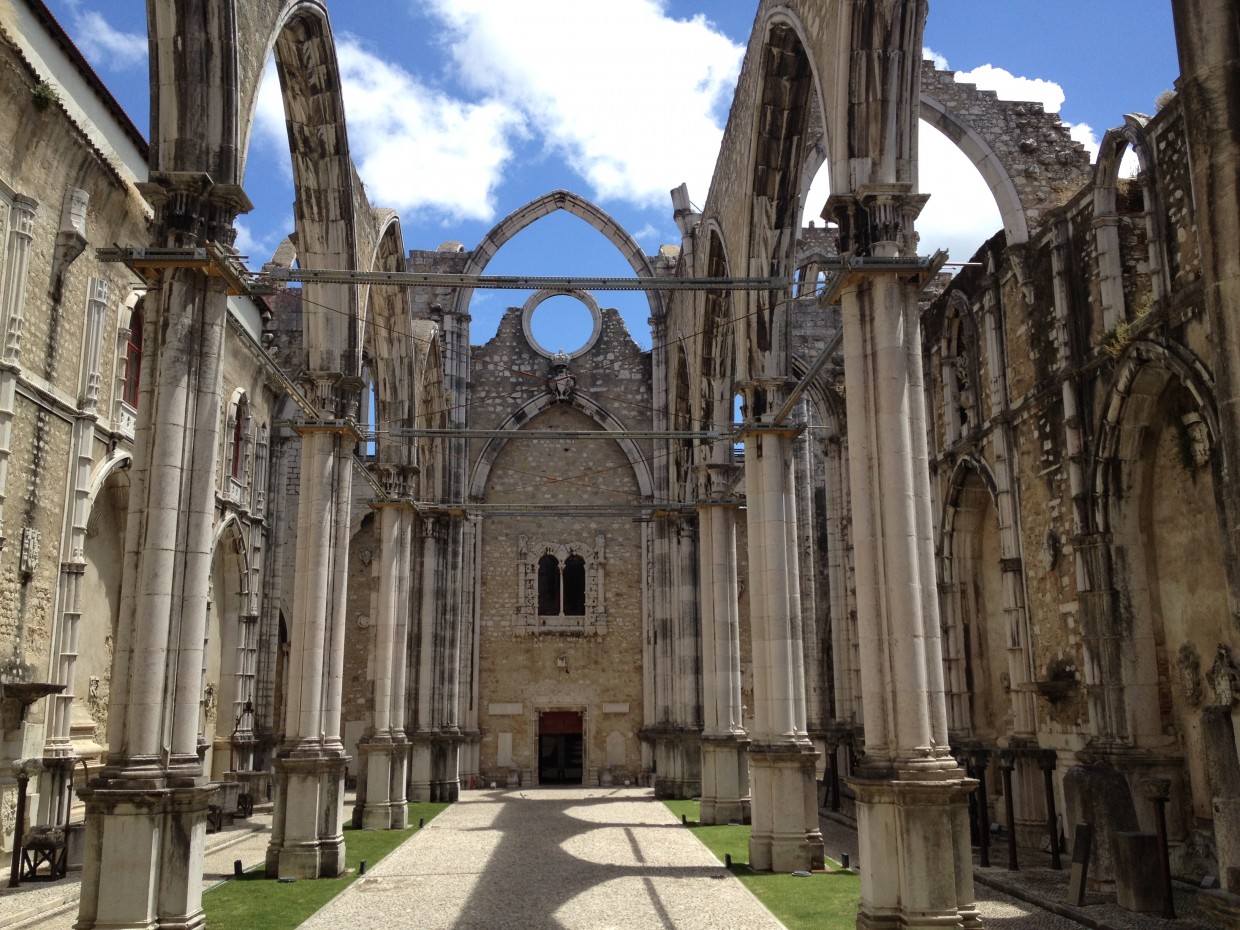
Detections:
[355, 465, 415, 829]
[409, 514, 443, 802]
[76, 174, 249, 930]
[697, 463, 750, 825]
[1173, 0, 1240, 592]
[0, 195, 36, 564]
[739, 390, 824, 873]
[1173, 0, 1240, 890]
[266, 378, 359, 879]
[828, 185, 980, 930]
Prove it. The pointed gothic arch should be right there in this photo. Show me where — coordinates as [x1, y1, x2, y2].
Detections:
[467, 391, 655, 502]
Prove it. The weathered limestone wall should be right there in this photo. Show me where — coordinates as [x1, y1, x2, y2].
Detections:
[469, 306, 651, 785]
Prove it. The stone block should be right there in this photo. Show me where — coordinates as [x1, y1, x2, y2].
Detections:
[1063, 764, 1139, 890]
[1214, 797, 1240, 892]
[1113, 832, 1166, 913]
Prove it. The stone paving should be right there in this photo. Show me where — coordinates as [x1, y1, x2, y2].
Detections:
[0, 792, 1229, 929]
[300, 787, 783, 930]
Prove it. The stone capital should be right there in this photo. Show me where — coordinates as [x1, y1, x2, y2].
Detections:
[137, 171, 253, 248]
[694, 461, 741, 502]
[825, 185, 929, 258]
[369, 462, 420, 501]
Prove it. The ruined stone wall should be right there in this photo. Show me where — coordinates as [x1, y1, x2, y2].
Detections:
[468, 306, 651, 785]
[0, 20, 148, 791]
[921, 85, 1227, 863]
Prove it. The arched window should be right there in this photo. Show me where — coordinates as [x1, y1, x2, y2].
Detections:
[519, 538, 607, 632]
[223, 390, 251, 505]
[537, 554, 560, 616]
[123, 304, 142, 408]
[231, 394, 250, 480]
[563, 555, 586, 616]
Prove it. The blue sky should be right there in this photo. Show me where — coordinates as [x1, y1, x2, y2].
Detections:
[46, 1, 1180, 351]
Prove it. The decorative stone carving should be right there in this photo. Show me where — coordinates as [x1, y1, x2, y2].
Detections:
[1178, 642, 1203, 707]
[202, 682, 217, 723]
[1182, 412, 1212, 468]
[549, 350, 576, 402]
[1208, 644, 1240, 706]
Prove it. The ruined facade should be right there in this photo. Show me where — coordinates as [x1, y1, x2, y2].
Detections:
[0, 0, 1238, 927]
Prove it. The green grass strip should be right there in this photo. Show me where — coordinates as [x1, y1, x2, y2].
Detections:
[663, 800, 860, 930]
[203, 802, 448, 930]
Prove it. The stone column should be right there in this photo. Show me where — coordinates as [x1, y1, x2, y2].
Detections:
[408, 514, 443, 802]
[355, 463, 415, 829]
[697, 463, 750, 825]
[828, 186, 980, 930]
[0, 196, 36, 564]
[266, 390, 358, 879]
[76, 174, 249, 930]
[42, 275, 110, 824]
[739, 392, 824, 873]
[1172, 0, 1240, 615]
[388, 504, 413, 826]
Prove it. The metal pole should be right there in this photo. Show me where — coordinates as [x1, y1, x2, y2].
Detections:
[969, 748, 991, 868]
[8, 765, 28, 888]
[1145, 779, 1176, 919]
[1037, 750, 1061, 870]
[1000, 751, 1019, 871]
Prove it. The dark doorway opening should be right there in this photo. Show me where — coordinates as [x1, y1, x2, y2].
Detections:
[538, 710, 584, 784]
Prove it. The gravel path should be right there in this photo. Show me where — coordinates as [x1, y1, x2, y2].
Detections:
[298, 788, 784, 930]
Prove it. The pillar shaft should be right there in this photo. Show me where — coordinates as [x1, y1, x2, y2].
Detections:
[741, 418, 823, 871]
[697, 493, 750, 825]
[267, 410, 356, 878]
[829, 183, 978, 927]
[77, 174, 250, 930]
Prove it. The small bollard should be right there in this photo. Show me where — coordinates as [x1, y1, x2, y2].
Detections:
[681, 814, 687, 824]
[725, 853, 732, 868]
[233, 859, 242, 879]
[419, 817, 425, 829]
[841, 853, 849, 870]
[359, 860, 366, 876]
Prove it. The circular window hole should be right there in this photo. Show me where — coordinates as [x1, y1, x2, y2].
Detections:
[528, 294, 596, 356]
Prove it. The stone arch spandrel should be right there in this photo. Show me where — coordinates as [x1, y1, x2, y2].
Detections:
[1093, 116, 1171, 321]
[1093, 338, 1219, 534]
[362, 211, 419, 467]
[467, 393, 655, 503]
[269, 5, 362, 376]
[454, 190, 665, 322]
[920, 60, 1092, 243]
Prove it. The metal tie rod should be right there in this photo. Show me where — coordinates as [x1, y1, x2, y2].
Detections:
[390, 428, 727, 440]
[263, 268, 791, 291]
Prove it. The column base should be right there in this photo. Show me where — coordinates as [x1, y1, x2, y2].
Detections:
[700, 735, 751, 825]
[389, 736, 409, 828]
[353, 738, 404, 830]
[748, 741, 823, 872]
[266, 748, 348, 878]
[74, 781, 212, 930]
[851, 772, 982, 930]
[409, 735, 433, 802]
[646, 727, 703, 799]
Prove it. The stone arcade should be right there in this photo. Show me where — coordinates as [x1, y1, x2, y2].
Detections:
[0, 0, 1237, 927]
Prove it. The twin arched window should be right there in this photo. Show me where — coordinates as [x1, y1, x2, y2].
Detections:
[537, 553, 586, 617]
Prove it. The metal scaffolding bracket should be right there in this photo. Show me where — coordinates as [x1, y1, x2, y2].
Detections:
[97, 245, 257, 296]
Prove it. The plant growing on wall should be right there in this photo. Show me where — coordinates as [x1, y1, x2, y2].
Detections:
[31, 80, 59, 111]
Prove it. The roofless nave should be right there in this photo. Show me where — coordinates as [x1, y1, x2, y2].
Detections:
[0, 0, 1239, 927]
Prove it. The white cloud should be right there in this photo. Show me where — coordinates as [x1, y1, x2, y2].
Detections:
[232, 218, 282, 264]
[917, 123, 1002, 264]
[922, 47, 949, 71]
[247, 41, 525, 223]
[72, 10, 146, 71]
[425, 0, 744, 210]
